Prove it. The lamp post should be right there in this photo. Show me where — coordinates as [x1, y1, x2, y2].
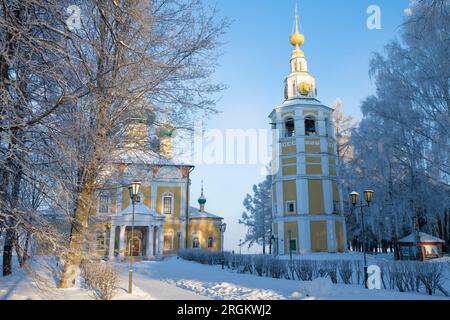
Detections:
[270, 234, 275, 256]
[220, 222, 227, 269]
[349, 190, 373, 289]
[128, 181, 141, 294]
[288, 229, 292, 263]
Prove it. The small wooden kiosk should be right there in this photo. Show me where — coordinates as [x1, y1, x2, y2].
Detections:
[397, 232, 445, 261]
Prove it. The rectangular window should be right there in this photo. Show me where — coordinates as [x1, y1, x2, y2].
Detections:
[207, 237, 213, 248]
[289, 239, 297, 252]
[163, 196, 173, 214]
[333, 201, 341, 214]
[99, 195, 109, 213]
[286, 201, 296, 214]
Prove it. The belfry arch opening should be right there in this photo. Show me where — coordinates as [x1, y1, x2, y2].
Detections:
[284, 117, 295, 137]
[304, 116, 317, 136]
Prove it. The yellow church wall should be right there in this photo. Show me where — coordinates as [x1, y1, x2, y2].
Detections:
[310, 221, 328, 252]
[282, 145, 296, 155]
[188, 221, 222, 252]
[282, 157, 296, 165]
[282, 165, 297, 176]
[163, 221, 181, 255]
[332, 181, 340, 202]
[273, 223, 278, 237]
[273, 184, 277, 205]
[305, 139, 321, 153]
[141, 185, 152, 208]
[156, 186, 181, 217]
[335, 221, 345, 252]
[303, 110, 319, 116]
[306, 156, 322, 175]
[121, 187, 130, 210]
[283, 180, 297, 215]
[284, 221, 298, 253]
[308, 180, 325, 214]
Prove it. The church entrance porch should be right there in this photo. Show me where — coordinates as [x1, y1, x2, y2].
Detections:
[108, 223, 164, 260]
[125, 227, 147, 257]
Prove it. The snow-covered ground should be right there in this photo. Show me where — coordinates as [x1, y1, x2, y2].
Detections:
[1, 254, 449, 300]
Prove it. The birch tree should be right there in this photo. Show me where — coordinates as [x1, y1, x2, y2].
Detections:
[343, 0, 450, 254]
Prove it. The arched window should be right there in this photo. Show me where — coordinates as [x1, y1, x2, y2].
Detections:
[95, 229, 105, 249]
[162, 192, 174, 215]
[192, 231, 200, 249]
[193, 237, 200, 248]
[207, 237, 214, 248]
[305, 116, 317, 136]
[285, 118, 295, 137]
[163, 229, 174, 250]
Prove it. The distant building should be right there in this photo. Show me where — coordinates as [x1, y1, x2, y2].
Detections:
[397, 232, 445, 261]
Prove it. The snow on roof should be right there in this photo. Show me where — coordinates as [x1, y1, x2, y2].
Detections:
[115, 149, 194, 167]
[119, 203, 156, 216]
[398, 232, 445, 243]
[189, 206, 222, 219]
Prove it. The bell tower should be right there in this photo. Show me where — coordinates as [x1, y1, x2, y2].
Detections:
[270, 3, 347, 255]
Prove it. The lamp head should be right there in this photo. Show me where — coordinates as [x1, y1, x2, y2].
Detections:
[364, 190, 374, 205]
[129, 181, 141, 199]
[349, 191, 359, 206]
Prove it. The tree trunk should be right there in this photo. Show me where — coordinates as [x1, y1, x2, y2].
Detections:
[59, 178, 95, 288]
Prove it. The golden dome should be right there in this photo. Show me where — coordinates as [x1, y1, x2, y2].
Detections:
[290, 32, 304, 47]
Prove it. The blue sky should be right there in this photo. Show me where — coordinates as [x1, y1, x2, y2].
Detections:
[188, 0, 410, 252]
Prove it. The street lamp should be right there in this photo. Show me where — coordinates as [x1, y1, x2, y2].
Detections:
[270, 234, 275, 256]
[349, 189, 374, 289]
[364, 190, 374, 206]
[128, 180, 141, 294]
[220, 222, 227, 269]
[288, 229, 292, 263]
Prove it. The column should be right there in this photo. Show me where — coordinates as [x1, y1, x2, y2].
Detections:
[277, 222, 285, 255]
[327, 219, 337, 253]
[119, 226, 126, 259]
[151, 181, 157, 212]
[323, 179, 333, 214]
[179, 222, 185, 250]
[146, 225, 154, 257]
[298, 219, 311, 254]
[342, 218, 348, 252]
[158, 227, 164, 255]
[108, 225, 116, 259]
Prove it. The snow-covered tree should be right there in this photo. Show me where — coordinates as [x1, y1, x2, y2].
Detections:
[343, 0, 450, 255]
[239, 175, 273, 254]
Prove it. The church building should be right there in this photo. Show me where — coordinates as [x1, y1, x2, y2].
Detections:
[270, 7, 347, 256]
[88, 115, 225, 260]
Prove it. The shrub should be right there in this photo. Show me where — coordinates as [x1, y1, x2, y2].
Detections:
[416, 262, 445, 295]
[267, 258, 288, 279]
[80, 259, 118, 300]
[338, 260, 353, 284]
[292, 260, 314, 281]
